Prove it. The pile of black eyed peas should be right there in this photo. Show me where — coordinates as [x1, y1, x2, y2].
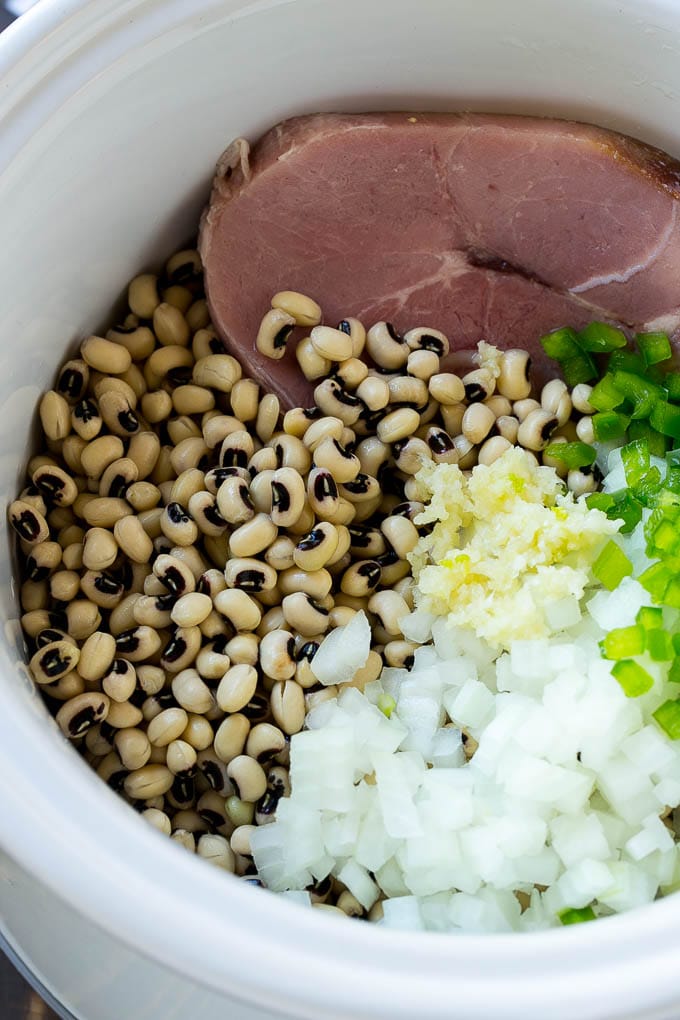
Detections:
[8, 245, 599, 908]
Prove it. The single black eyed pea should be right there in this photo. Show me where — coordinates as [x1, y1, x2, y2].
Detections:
[576, 415, 595, 444]
[309, 324, 353, 363]
[196, 568, 228, 599]
[115, 625, 162, 662]
[296, 336, 331, 381]
[9, 500, 49, 546]
[169, 437, 209, 476]
[147, 707, 189, 747]
[81, 497, 132, 530]
[41, 670, 86, 703]
[25, 541, 62, 582]
[197, 833, 236, 871]
[21, 610, 65, 639]
[216, 475, 256, 526]
[94, 375, 138, 409]
[61, 436, 87, 475]
[196, 748, 232, 794]
[572, 383, 595, 415]
[294, 522, 339, 572]
[152, 302, 190, 347]
[333, 357, 369, 391]
[113, 515, 154, 565]
[171, 384, 215, 416]
[478, 435, 513, 467]
[271, 290, 322, 328]
[126, 481, 161, 513]
[56, 691, 110, 739]
[259, 630, 297, 682]
[230, 824, 256, 857]
[115, 727, 151, 771]
[224, 557, 277, 593]
[124, 764, 173, 800]
[66, 599, 102, 641]
[165, 739, 197, 777]
[80, 570, 125, 609]
[142, 808, 172, 835]
[180, 713, 215, 751]
[107, 322, 156, 361]
[264, 535, 296, 572]
[80, 334, 132, 375]
[365, 321, 408, 370]
[313, 438, 361, 484]
[496, 348, 532, 401]
[439, 402, 465, 437]
[214, 712, 251, 763]
[281, 593, 330, 637]
[453, 434, 478, 469]
[356, 376, 390, 411]
[170, 592, 213, 628]
[227, 756, 268, 803]
[256, 308, 296, 360]
[39, 390, 71, 441]
[133, 664, 164, 697]
[313, 379, 362, 427]
[220, 428, 255, 470]
[255, 393, 281, 445]
[169, 544, 208, 581]
[387, 375, 429, 407]
[126, 432, 161, 483]
[245, 722, 287, 764]
[29, 638, 80, 685]
[336, 317, 366, 358]
[339, 474, 381, 506]
[20, 578, 48, 611]
[513, 397, 541, 422]
[192, 354, 242, 395]
[278, 567, 332, 600]
[541, 379, 572, 427]
[302, 416, 345, 452]
[384, 639, 417, 669]
[403, 325, 450, 358]
[229, 378, 260, 423]
[270, 679, 306, 735]
[224, 632, 259, 667]
[154, 553, 196, 598]
[376, 407, 420, 445]
[340, 559, 382, 597]
[307, 467, 339, 518]
[496, 415, 519, 444]
[517, 408, 559, 452]
[228, 513, 278, 559]
[128, 273, 160, 318]
[138, 507, 164, 541]
[187, 491, 227, 538]
[462, 402, 496, 445]
[141, 389, 173, 424]
[367, 590, 410, 637]
[393, 437, 432, 475]
[80, 435, 125, 480]
[216, 663, 259, 713]
[171, 669, 214, 714]
[202, 414, 246, 452]
[82, 527, 118, 572]
[77, 631, 116, 682]
[213, 588, 262, 632]
[102, 658, 137, 702]
[267, 467, 304, 529]
[160, 502, 199, 547]
[407, 348, 440, 381]
[257, 605, 286, 638]
[161, 625, 202, 673]
[97, 391, 140, 439]
[32, 464, 79, 507]
[57, 358, 90, 403]
[271, 433, 312, 475]
[484, 395, 513, 419]
[132, 594, 174, 628]
[567, 468, 598, 497]
[381, 515, 419, 558]
[171, 829, 196, 852]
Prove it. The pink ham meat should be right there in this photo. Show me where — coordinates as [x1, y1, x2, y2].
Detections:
[199, 113, 680, 408]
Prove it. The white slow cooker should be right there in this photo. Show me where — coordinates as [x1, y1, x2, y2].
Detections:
[2, 1, 680, 1017]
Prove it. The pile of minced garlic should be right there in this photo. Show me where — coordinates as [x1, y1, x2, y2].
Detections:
[253, 446, 680, 931]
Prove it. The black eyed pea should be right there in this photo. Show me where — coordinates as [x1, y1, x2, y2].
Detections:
[572, 383, 595, 415]
[294, 522, 339, 572]
[141, 389, 173, 424]
[126, 481, 161, 513]
[348, 525, 387, 558]
[170, 592, 213, 628]
[98, 390, 140, 439]
[163, 285, 193, 313]
[30, 639, 80, 684]
[169, 469, 204, 510]
[282, 406, 314, 439]
[439, 402, 466, 437]
[404, 325, 450, 358]
[270, 679, 306, 735]
[259, 630, 297, 682]
[286, 500, 317, 537]
[9, 500, 49, 546]
[249, 446, 278, 476]
[57, 359, 90, 403]
[61, 436, 88, 476]
[334, 357, 369, 391]
[226, 755, 268, 803]
[307, 467, 339, 518]
[196, 748, 232, 794]
[453, 434, 478, 469]
[462, 402, 496, 445]
[513, 397, 541, 422]
[281, 593, 330, 637]
[25, 541, 62, 582]
[214, 588, 262, 632]
[376, 407, 420, 445]
[32, 464, 78, 507]
[230, 824, 256, 857]
[124, 764, 173, 800]
[220, 429, 255, 470]
[171, 829, 196, 852]
[407, 348, 440, 381]
[229, 378, 260, 424]
[66, 599, 102, 641]
[80, 335, 132, 375]
[278, 567, 332, 600]
[269, 467, 305, 528]
[310, 324, 353, 363]
[56, 691, 110, 739]
[496, 415, 520, 444]
[224, 557, 277, 594]
[428, 372, 466, 406]
[169, 544, 208, 581]
[80, 436, 125, 481]
[142, 808, 172, 835]
[384, 640, 417, 669]
[80, 570, 125, 609]
[106, 698, 144, 732]
[107, 323, 156, 361]
[340, 559, 382, 597]
[166, 248, 202, 285]
[214, 712, 251, 763]
[102, 659, 138, 702]
[136, 664, 166, 695]
[271, 290, 322, 328]
[313, 378, 362, 426]
[192, 327, 223, 361]
[132, 593, 175, 628]
[115, 625, 162, 662]
[21, 609, 67, 639]
[484, 395, 513, 418]
[256, 307, 296, 360]
[128, 273, 160, 318]
[296, 336, 332, 380]
[255, 393, 281, 444]
[302, 415, 345, 452]
[365, 321, 408, 370]
[94, 374, 139, 409]
[478, 435, 513, 466]
[42, 670, 85, 703]
[229, 513, 278, 558]
[127, 432, 161, 481]
[85, 722, 113, 756]
[196, 567, 228, 600]
[257, 605, 286, 638]
[153, 302, 190, 347]
[114, 727, 151, 771]
[188, 491, 227, 538]
[336, 317, 366, 358]
[567, 468, 598, 497]
[376, 549, 410, 586]
[161, 625, 202, 673]
[172, 384, 215, 416]
[264, 535, 296, 571]
[21, 578, 49, 611]
[387, 375, 429, 407]
[541, 379, 572, 427]
[356, 376, 390, 412]
[271, 433, 312, 474]
[77, 631, 116, 682]
[169, 437, 209, 476]
[576, 415, 595, 444]
[147, 707, 189, 747]
[197, 833, 236, 871]
[462, 367, 496, 403]
[205, 464, 249, 493]
[199, 608, 231, 641]
[393, 437, 432, 475]
[171, 669, 215, 714]
[81, 497, 132, 530]
[355, 436, 390, 478]
[245, 722, 287, 764]
[39, 390, 72, 441]
[144, 344, 193, 391]
[217, 663, 259, 713]
[339, 473, 381, 505]
[154, 552, 196, 597]
[496, 348, 532, 401]
[224, 632, 259, 667]
[367, 590, 410, 637]
[113, 515, 154, 565]
[160, 502, 199, 547]
[381, 515, 419, 558]
[517, 408, 559, 452]
[165, 739, 197, 778]
[255, 764, 291, 824]
[313, 438, 360, 484]
[99, 458, 139, 499]
[181, 713, 216, 751]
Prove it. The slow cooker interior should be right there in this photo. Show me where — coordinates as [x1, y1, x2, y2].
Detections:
[3, 0, 680, 1017]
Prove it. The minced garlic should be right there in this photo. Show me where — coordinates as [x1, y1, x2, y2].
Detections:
[408, 446, 618, 648]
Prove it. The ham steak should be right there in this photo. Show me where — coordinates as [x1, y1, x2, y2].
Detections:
[198, 113, 680, 408]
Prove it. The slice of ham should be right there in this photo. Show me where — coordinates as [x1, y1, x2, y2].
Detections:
[198, 113, 680, 409]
